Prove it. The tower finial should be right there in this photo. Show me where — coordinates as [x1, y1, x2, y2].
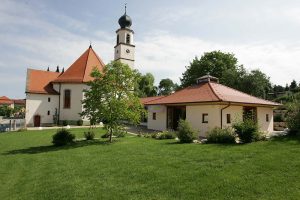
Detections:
[89, 40, 92, 48]
[125, 3, 127, 14]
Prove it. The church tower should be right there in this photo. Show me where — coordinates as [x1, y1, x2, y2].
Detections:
[114, 5, 135, 68]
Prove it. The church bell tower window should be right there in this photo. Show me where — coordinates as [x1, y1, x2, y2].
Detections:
[117, 34, 119, 45]
[126, 34, 130, 44]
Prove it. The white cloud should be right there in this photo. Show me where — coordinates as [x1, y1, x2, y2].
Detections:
[136, 33, 300, 85]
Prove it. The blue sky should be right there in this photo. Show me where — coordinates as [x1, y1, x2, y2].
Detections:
[1, 0, 300, 98]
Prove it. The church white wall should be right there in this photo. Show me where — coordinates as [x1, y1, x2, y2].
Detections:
[59, 83, 89, 122]
[52, 83, 60, 93]
[25, 93, 59, 126]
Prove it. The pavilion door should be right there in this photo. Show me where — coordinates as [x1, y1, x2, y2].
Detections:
[167, 106, 186, 130]
[34, 115, 41, 127]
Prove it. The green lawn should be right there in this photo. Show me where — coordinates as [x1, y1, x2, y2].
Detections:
[0, 128, 300, 200]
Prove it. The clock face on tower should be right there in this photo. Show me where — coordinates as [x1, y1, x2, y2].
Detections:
[126, 49, 130, 53]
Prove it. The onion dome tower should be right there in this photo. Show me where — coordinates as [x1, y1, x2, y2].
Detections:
[114, 4, 135, 68]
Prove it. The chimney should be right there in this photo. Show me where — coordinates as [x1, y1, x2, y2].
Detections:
[47, 67, 50, 71]
[56, 66, 60, 73]
[61, 68, 65, 73]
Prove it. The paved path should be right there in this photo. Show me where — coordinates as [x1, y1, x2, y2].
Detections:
[27, 125, 103, 131]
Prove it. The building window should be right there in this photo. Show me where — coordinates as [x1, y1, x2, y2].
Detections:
[152, 112, 156, 120]
[117, 34, 119, 44]
[226, 114, 231, 124]
[202, 113, 208, 123]
[266, 114, 269, 122]
[64, 89, 71, 108]
[126, 34, 130, 44]
[48, 97, 51, 102]
[47, 110, 50, 115]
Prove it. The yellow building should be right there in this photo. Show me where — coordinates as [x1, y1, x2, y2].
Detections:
[144, 75, 280, 137]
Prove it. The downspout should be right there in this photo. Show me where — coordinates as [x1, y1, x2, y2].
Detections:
[58, 83, 61, 125]
[221, 102, 231, 129]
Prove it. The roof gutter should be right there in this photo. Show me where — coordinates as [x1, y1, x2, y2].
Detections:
[221, 102, 231, 129]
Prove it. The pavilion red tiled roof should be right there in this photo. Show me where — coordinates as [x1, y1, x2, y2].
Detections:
[145, 81, 280, 106]
[140, 96, 165, 104]
[53, 46, 105, 83]
[26, 69, 60, 95]
[0, 96, 13, 105]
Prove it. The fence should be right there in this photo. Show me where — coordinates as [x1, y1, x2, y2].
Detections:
[0, 118, 25, 132]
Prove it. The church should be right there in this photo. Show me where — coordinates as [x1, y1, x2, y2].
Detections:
[25, 11, 135, 127]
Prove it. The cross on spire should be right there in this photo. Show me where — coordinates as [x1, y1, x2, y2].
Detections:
[125, 3, 127, 14]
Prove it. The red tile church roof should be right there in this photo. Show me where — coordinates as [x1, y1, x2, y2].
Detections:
[26, 69, 60, 95]
[145, 81, 280, 106]
[26, 46, 105, 95]
[53, 46, 105, 83]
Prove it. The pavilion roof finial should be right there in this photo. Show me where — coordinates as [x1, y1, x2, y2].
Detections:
[125, 3, 127, 14]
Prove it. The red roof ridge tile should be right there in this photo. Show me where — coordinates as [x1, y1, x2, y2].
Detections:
[210, 82, 280, 105]
[208, 82, 222, 101]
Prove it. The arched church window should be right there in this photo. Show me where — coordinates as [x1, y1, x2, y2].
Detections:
[64, 89, 71, 108]
[117, 34, 119, 45]
[126, 34, 130, 44]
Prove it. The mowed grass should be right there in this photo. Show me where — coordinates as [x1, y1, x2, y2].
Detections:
[0, 128, 300, 200]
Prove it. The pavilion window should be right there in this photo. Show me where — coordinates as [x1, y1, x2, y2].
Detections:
[64, 89, 71, 109]
[226, 114, 231, 124]
[202, 113, 208, 123]
[153, 113, 156, 120]
[48, 97, 51, 102]
[47, 110, 50, 115]
[266, 114, 269, 122]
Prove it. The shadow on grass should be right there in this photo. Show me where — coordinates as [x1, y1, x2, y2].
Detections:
[2, 139, 111, 155]
[270, 135, 300, 143]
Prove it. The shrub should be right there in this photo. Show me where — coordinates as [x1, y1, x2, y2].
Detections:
[84, 131, 95, 140]
[207, 127, 236, 144]
[77, 119, 83, 126]
[177, 119, 195, 143]
[52, 129, 75, 146]
[62, 120, 68, 126]
[156, 131, 176, 140]
[286, 103, 300, 135]
[233, 120, 259, 143]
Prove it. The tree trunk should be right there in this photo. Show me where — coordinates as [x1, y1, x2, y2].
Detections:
[109, 128, 113, 143]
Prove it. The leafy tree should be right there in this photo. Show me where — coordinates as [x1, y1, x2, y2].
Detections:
[286, 101, 300, 135]
[290, 80, 298, 92]
[241, 69, 272, 98]
[0, 105, 13, 118]
[180, 51, 240, 88]
[158, 78, 176, 95]
[135, 72, 157, 97]
[81, 61, 144, 142]
[180, 50, 271, 98]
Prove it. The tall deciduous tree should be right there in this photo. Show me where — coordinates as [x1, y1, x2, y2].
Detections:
[158, 78, 176, 95]
[81, 61, 144, 142]
[180, 50, 271, 98]
[180, 51, 240, 88]
[135, 72, 157, 97]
